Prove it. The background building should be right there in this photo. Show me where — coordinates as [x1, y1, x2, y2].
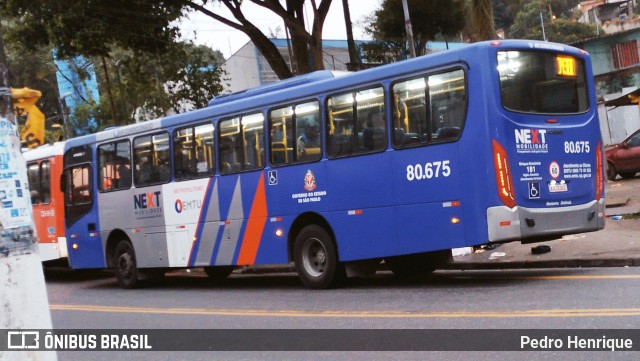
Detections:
[222, 38, 465, 93]
[573, 28, 640, 144]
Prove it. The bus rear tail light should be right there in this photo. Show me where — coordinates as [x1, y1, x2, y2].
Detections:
[492, 140, 517, 208]
[595, 141, 603, 201]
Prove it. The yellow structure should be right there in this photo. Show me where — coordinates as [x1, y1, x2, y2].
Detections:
[11, 87, 45, 149]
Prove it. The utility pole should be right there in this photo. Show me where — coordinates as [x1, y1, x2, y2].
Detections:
[401, 0, 417, 58]
[540, 12, 547, 41]
[0, 26, 57, 361]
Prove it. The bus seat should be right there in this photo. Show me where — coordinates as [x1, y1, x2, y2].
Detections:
[435, 127, 460, 141]
[395, 128, 419, 146]
[363, 127, 386, 150]
[329, 134, 353, 156]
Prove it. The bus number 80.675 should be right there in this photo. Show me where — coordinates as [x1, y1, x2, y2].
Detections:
[406, 160, 451, 181]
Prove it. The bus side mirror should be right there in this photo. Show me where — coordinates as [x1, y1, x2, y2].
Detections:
[60, 173, 67, 193]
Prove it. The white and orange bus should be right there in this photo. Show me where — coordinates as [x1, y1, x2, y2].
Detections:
[24, 142, 68, 263]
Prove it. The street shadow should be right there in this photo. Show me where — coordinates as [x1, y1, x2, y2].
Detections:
[45, 267, 596, 291]
[43, 266, 112, 283]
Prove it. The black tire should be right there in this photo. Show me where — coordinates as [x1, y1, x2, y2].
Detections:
[293, 225, 345, 289]
[203, 266, 234, 280]
[619, 171, 637, 179]
[113, 240, 139, 289]
[387, 250, 451, 278]
[606, 163, 618, 181]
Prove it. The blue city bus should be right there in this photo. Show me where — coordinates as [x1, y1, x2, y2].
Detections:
[62, 40, 605, 289]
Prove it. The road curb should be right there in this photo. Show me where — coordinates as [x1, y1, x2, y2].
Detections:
[233, 258, 640, 275]
[443, 258, 640, 270]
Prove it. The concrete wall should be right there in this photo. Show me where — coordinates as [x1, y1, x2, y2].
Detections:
[221, 43, 261, 93]
[599, 100, 640, 145]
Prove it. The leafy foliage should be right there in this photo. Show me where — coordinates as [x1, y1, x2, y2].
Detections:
[93, 42, 226, 127]
[509, 0, 596, 42]
[1, 0, 184, 58]
[363, 0, 466, 62]
[1, 0, 335, 80]
[470, 0, 496, 41]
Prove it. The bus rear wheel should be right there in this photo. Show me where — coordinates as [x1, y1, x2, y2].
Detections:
[113, 240, 139, 289]
[293, 225, 345, 289]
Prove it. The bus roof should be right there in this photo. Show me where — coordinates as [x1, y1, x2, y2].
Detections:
[207, 70, 342, 106]
[64, 40, 586, 150]
[23, 142, 65, 161]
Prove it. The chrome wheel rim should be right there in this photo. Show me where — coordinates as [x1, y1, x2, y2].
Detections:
[301, 237, 327, 277]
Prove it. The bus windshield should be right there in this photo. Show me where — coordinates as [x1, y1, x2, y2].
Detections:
[498, 50, 589, 114]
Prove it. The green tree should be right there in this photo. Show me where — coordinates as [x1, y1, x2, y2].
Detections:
[1, 0, 334, 80]
[509, 0, 596, 42]
[470, 0, 496, 41]
[92, 42, 226, 127]
[363, 0, 466, 62]
[4, 39, 65, 142]
[1, 8, 227, 132]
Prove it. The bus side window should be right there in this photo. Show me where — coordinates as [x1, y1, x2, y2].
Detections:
[269, 101, 321, 166]
[27, 162, 40, 205]
[327, 86, 386, 158]
[242, 113, 265, 170]
[429, 69, 466, 143]
[133, 132, 170, 186]
[40, 161, 51, 204]
[219, 113, 264, 174]
[98, 140, 131, 191]
[219, 117, 242, 174]
[65, 165, 92, 205]
[392, 68, 466, 148]
[392, 77, 427, 148]
[174, 122, 215, 180]
[115, 141, 132, 189]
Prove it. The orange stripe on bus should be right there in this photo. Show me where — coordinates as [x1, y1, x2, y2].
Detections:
[237, 176, 268, 265]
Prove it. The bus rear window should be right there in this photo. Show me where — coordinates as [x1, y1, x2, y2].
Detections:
[498, 51, 589, 114]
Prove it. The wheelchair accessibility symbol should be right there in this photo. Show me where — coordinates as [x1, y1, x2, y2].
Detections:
[528, 182, 540, 199]
[268, 170, 278, 186]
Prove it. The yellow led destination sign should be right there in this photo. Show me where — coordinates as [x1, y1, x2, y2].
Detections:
[556, 55, 576, 77]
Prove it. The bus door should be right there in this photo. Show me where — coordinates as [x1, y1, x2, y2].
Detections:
[25, 155, 59, 261]
[321, 86, 396, 261]
[63, 145, 104, 268]
[492, 49, 604, 241]
[214, 113, 268, 266]
[390, 68, 468, 254]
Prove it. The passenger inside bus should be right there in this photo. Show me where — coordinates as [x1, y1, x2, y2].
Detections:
[135, 149, 152, 185]
[297, 117, 321, 161]
[362, 111, 385, 151]
[117, 161, 131, 189]
[174, 142, 196, 179]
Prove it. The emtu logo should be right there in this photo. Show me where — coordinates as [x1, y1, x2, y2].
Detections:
[174, 198, 202, 214]
[515, 129, 548, 153]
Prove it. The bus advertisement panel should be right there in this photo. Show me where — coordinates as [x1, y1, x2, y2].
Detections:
[62, 40, 604, 289]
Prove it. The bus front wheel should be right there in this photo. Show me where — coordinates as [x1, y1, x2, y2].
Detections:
[293, 225, 345, 289]
[113, 240, 139, 289]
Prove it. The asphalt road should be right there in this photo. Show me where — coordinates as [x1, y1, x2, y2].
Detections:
[43, 266, 640, 361]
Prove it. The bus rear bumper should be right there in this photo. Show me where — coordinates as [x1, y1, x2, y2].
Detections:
[487, 199, 605, 243]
